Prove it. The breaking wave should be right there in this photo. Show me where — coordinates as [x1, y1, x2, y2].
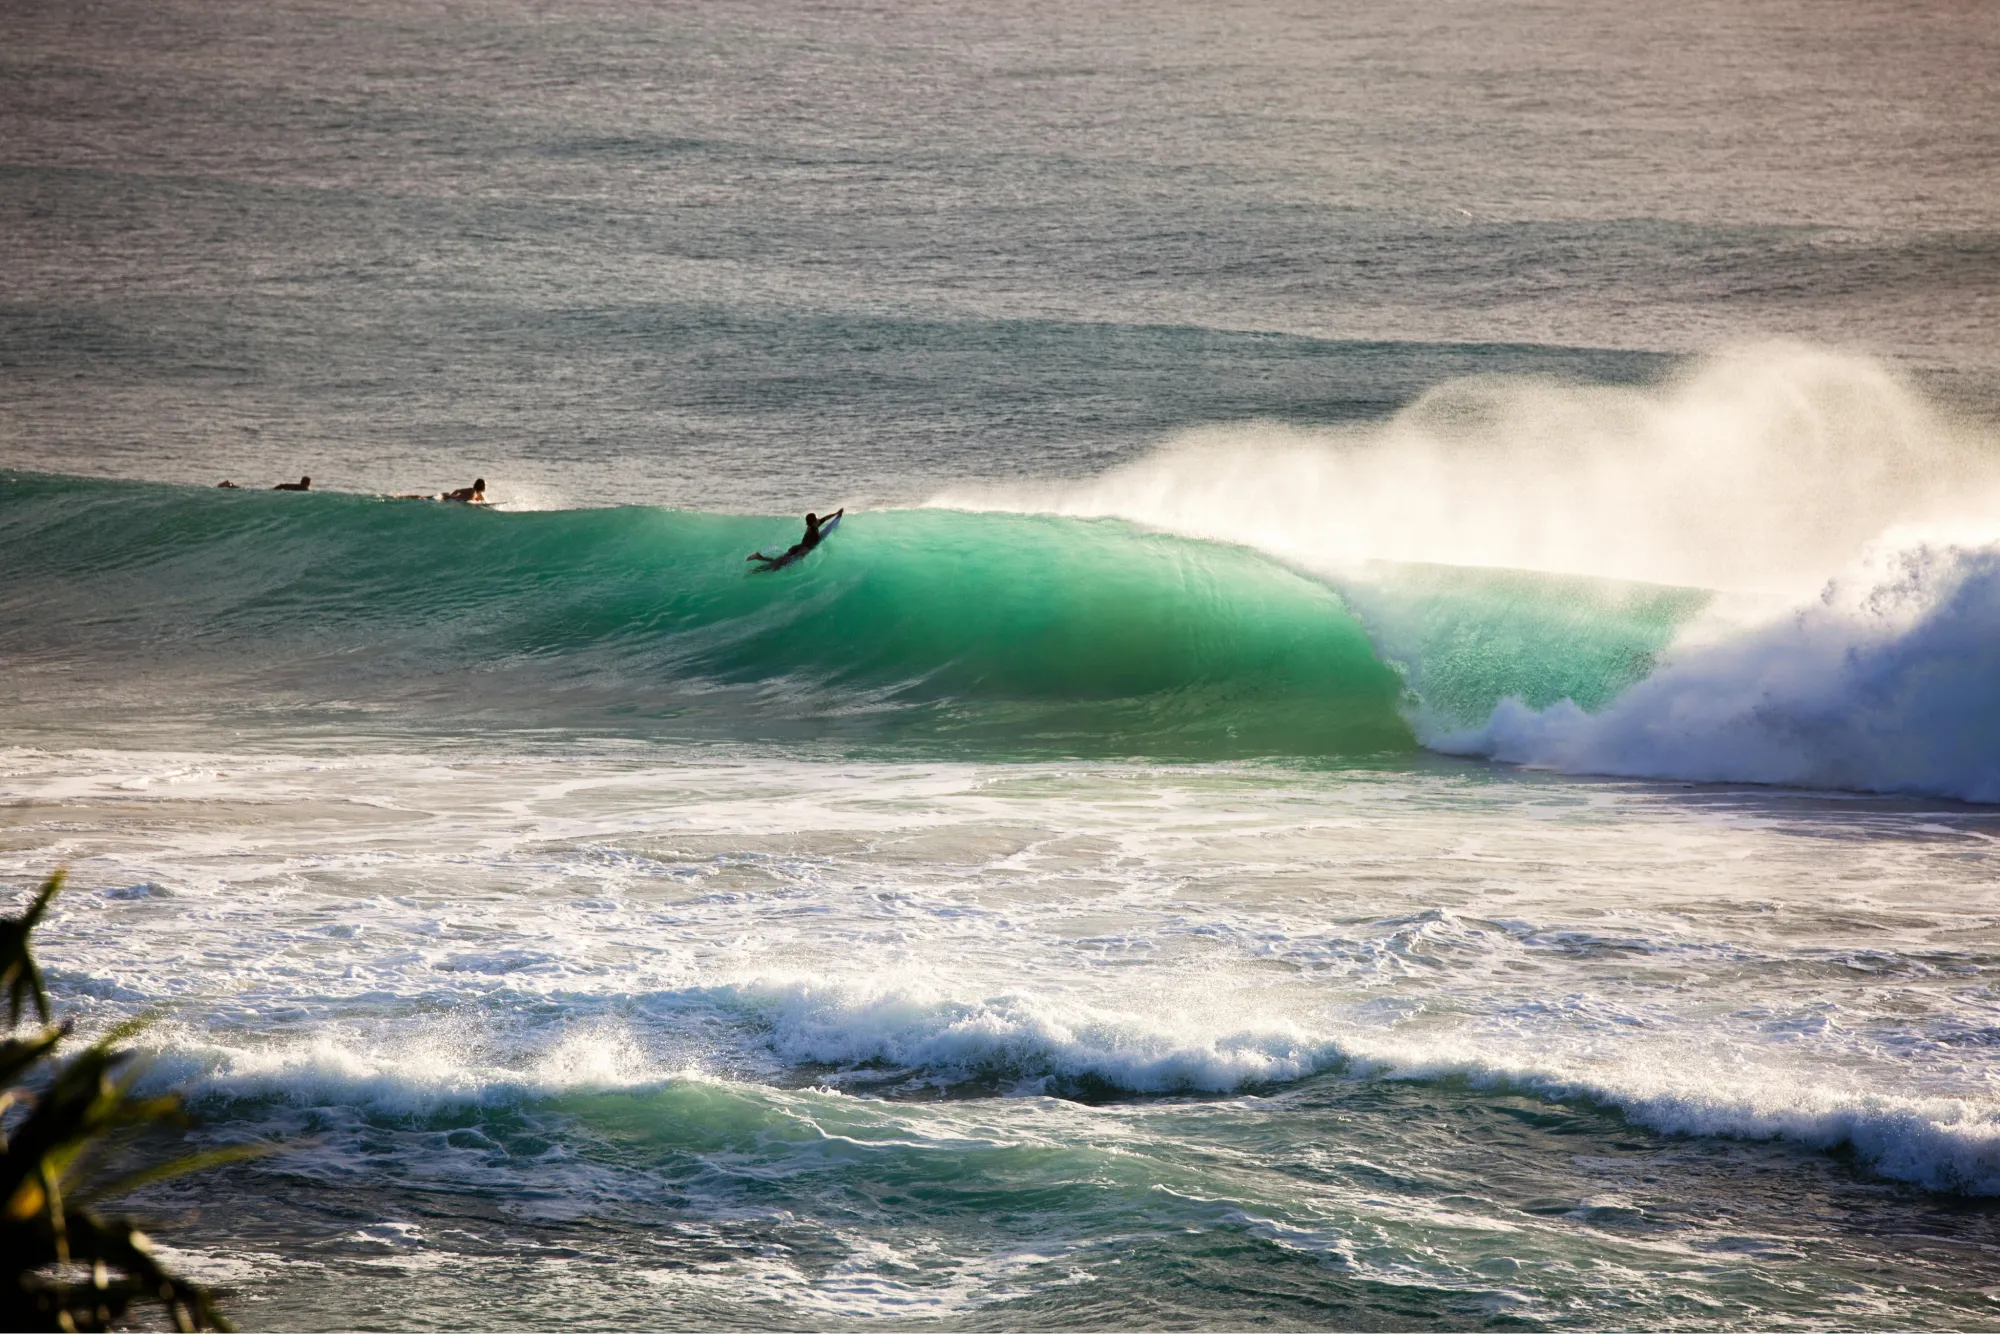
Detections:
[148, 982, 2000, 1196]
[8, 343, 2000, 794]
[936, 343, 2000, 799]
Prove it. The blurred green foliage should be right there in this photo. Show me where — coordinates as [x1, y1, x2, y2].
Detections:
[3, 870, 267, 1331]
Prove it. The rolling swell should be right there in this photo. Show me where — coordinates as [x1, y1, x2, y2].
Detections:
[0, 472, 1703, 756]
[0, 473, 1396, 754]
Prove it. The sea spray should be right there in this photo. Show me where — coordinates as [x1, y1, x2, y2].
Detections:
[933, 343, 2000, 595]
[928, 344, 2000, 797]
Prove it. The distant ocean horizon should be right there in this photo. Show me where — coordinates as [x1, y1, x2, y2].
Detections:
[6, 0, 2000, 1327]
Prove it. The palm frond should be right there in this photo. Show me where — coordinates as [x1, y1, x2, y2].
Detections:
[1, 870, 63, 1027]
[1, 870, 259, 1331]
[73, 1141, 278, 1208]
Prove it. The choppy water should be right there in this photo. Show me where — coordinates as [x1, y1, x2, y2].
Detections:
[6, 0, 2000, 1329]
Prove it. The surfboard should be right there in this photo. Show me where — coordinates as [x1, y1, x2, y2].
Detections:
[749, 513, 840, 570]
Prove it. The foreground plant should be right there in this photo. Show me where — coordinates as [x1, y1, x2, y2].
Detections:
[4, 870, 265, 1332]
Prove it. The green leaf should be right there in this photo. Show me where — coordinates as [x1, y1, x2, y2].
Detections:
[73, 1141, 279, 1207]
[1, 868, 248, 1330]
[0, 870, 63, 1027]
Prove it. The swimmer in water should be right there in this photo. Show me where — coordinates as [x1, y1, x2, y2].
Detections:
[441, 478, 486, 503]
[273, 476, 311, 491]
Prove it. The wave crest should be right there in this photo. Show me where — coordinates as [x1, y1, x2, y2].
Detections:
[733, 977, 2000, 1194]
[1435, 534, 2000, 801]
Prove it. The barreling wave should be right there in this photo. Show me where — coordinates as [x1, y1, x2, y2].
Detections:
[8, 344, 2000, 793]
[1430, 533, 2000, 800]
[934, 344, 2000, 800]
[0, 470, 1691, 759]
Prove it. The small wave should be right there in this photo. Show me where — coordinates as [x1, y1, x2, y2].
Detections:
[148, 1018, 673, 1116]
[718, 978, 1342, 1092]
[1336, 1032, 2000, 1196]
[717, 978, 2000, 1194]
[136, 980, 2000, 1194]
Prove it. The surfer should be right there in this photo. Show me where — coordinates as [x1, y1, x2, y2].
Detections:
[273, 476, 311, 491]
[217, 480, 239, 488]
[748, 508, 844, 568]
[441, 478, 486, 503]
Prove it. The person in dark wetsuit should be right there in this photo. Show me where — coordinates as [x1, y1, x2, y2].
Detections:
[274, 476, 311, 491]
[748, 508, 843, 567]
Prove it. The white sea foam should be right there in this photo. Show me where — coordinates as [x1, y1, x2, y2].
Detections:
[15, 742, 2000, 1206]
[715, 976, 2000, 1195]
[932, 343, 2000, 799]
[637, 1231, 1091, 1321]
[931, 343, 2000, 596]
[1433, 531, 2000, 801]
[142, 977, 2000, 1195]
[147, 1017, 678, 1115]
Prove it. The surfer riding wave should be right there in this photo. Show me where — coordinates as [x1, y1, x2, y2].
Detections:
[749, 508, 843, 570]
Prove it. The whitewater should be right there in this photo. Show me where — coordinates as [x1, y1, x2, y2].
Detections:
[9, 344, 2000, 1326]
[937, 343, 2000, 803]
[7, 0, 2000, 1327]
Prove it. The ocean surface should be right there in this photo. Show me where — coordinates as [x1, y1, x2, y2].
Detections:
[5, 0, 2000, 1328]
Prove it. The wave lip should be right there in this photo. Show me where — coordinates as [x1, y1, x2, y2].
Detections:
[1435, 534, 2000, 802]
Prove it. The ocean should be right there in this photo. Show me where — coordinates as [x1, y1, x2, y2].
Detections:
[5, 0, 2000, 1327]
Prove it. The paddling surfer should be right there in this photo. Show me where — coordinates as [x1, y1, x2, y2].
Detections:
[273, 476, 311, 491]
[441, 478, 486, 503]
[748, 508, 843, 568]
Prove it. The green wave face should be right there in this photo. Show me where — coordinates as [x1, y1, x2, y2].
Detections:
[1337, 563, 1711, 732]
[0, 473, 1707, 758]
[0, 474, 1408, 756]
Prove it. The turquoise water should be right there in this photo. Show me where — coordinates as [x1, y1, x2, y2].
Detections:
[2, 473, 1708, 758]
[7, 0, 2000, 1328]
[9, 473, 2000, 1330]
